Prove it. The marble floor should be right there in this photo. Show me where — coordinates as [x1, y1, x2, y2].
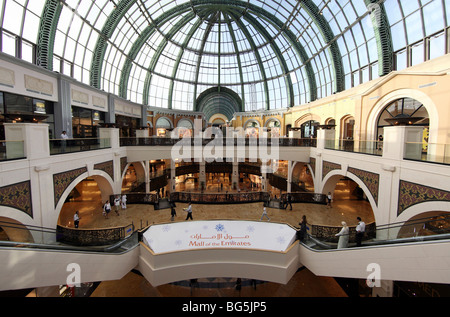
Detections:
[59, 179, 374, 231]
[54, 179, 374, 298]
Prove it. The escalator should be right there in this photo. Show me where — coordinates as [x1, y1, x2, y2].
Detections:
[298, 214, 450, 285]
[0, 221, 140, 292]
[1, 214, 450, 293]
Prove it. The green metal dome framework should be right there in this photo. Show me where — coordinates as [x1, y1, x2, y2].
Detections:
[2, 0, 448, 112]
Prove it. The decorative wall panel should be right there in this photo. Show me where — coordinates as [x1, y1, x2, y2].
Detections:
[348, 167, 380, 205]
[94, 160, 114, 181]
[120, 157, 128, 176]
[0, 181, 32, 217]
[322, 161, 341, 179]
[398, 180, 450, 216]
[53, 167, 88, 207]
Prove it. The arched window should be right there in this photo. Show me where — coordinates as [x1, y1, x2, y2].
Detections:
[155, 117, 173, 129]
[177, 119, 193, 130]
[377, 97, 429, 151]
[377, 98, 429, 130]
[301, 120, 319, 139]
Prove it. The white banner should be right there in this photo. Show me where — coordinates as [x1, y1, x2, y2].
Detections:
[143, 220, 297, 254]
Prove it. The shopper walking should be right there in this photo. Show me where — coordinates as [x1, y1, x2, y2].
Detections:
[184, 202, 193, 220]
[260, 206, 270, 221]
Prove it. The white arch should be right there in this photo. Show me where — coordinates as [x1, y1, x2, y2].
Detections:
[243, 118, 261, 129]
[321, 170, 379, 223]
[395, 201, 450, 224]
[366, 88, 439, 143]
[155, 116, 173, 129]
[264, 117, 281, 127]
[177, 118, 194, 129]
[54, 171, 115, 227]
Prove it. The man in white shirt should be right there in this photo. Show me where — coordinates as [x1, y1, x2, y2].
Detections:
[355, 217, 365, 247]
[184, 202, 193, 220]
[60, 130, 69, 152]
[114, 195, 121, 216]
[260, 206, 270, 221]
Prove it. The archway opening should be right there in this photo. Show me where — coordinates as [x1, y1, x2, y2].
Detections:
[292, 163, 314, 192]
[0, 217, 34, 243]
[323, 175, 375, 227]
[58, 176, 113, 229]
[397, 211, 450, 239]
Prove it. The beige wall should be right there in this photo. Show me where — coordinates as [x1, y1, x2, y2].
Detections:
[286, 54, 450, 145]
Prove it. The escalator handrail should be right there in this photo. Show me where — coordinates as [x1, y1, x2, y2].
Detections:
[301, 232, 450, 251]
[0, 231, 139, 254]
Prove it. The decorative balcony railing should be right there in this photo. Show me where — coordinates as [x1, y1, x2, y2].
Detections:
[120, 137, 317, 147]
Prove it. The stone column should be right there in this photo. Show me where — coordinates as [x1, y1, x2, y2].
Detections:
[4, 123, 50, 159]
[382, 126, 424, 161]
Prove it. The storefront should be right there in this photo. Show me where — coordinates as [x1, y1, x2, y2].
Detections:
[0, 91, 55, 139]
[71, 106, 105, 138]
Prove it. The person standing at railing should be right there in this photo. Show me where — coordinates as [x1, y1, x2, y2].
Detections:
[378, 134, 383, 151]
[298, 215, 308, 241]
[60, 130, 69, 153]
[74, 211, 80, 228]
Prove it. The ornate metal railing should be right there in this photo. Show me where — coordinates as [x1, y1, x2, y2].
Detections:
[120, 137, 316, 147]
[280, 192, 327, 205]
[310, 222, 376, 243]
[56, 223, 134, 246]
[170, 191, 270, 204]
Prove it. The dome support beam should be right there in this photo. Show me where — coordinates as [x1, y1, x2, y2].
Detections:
[240, 12, 294, 108]
[36, 0, 63, 70]
[364, 0, 394, 76]
[141, 12, 197, 107]
[90, 0, 137, 89]
[224, 19, 245, 111]
[166, 18, 204, 109]
[228, 12, 270, 110]
[300, 0, 345, 94]
[90, 0, 317, 108]
[192, 12, 218, 111]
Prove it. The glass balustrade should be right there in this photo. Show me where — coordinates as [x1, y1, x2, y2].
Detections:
[405, 142, 450, 165]
[325, 139, 382, 156]
[49, 138, 111, 155]
[0, 140, 25, 161]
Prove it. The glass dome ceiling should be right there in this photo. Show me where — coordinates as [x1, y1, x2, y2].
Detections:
[1, 0, 449, 112]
